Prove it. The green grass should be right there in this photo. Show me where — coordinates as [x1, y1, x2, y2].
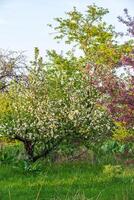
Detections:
[0, 162, 134, 200]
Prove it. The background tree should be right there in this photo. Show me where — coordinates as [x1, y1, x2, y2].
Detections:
[98, 9, 134, 128]
[0, 49, 26, 91]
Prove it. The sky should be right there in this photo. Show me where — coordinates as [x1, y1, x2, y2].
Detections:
[0, 0, 134, 59]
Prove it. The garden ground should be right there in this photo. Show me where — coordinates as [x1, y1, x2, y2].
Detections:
[0, 162, 134, 200]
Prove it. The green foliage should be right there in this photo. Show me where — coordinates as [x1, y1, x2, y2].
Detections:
[49, 4, 131, 69]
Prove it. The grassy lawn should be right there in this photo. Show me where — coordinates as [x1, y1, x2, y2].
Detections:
[0, 162, 134, 200]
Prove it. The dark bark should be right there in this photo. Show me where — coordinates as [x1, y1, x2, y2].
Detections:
[14, 135, 35, 161]
[24, 141, 35, 161]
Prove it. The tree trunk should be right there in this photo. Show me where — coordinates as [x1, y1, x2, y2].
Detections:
[24, 141, 34, 162]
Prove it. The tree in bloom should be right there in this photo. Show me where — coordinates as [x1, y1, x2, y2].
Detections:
[0, 48, 114, 162]
[100, 9, 134, 128]
[100, 74, 134, 128]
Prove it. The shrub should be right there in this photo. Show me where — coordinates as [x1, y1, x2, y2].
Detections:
[103, 164, 122, 177]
